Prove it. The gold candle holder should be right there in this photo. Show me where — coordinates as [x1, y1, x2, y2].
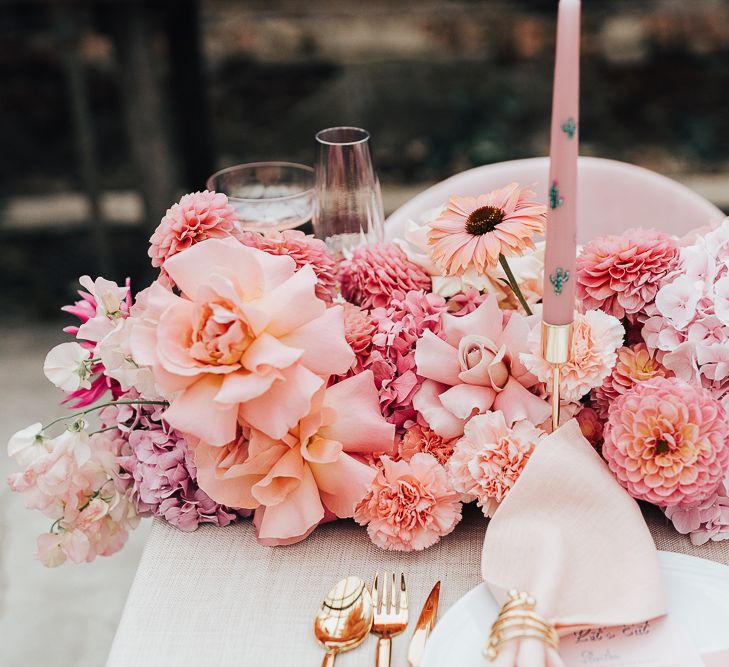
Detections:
[541, 321, 574, 432]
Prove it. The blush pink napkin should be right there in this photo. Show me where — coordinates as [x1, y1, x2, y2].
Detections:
[481, 419, 667, 666]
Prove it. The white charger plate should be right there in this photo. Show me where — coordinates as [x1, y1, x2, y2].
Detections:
[422, 551, 729, 666]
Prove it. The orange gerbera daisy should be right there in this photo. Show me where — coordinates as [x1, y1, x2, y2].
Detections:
[427, 183, 546, 276]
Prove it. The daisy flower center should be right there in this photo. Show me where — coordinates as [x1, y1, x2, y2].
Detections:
[465, 206, 505, 235]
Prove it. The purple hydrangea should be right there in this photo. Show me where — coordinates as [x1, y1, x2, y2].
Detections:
[106, 395, 241, 532]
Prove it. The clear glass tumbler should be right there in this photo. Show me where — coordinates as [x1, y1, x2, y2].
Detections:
[313, 127, 385, 253]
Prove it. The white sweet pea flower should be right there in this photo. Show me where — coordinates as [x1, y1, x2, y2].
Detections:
[7, 422, 44, 466]
[97, 318, 159, 397]
[44, 342, 92, 392]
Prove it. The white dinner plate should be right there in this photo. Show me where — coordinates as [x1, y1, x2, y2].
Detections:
[422, 551, 729, 666]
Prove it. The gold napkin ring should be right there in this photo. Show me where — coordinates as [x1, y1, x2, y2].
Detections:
[484, 590, 559, 661]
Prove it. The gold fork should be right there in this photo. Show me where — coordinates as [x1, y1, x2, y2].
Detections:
[371, 572, 409, 667]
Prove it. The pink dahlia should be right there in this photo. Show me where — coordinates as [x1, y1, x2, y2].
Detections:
[148, 191, 244, 284]
[341, 302, 376, 375]
[446, 411, 546, 517]
[241, 229, 338, 304]
[368, 290, 447, 428]
[427, 183, 546, 276]
[603, 377, 729, 507]
[354, 453, 462, 551]
[340, 243, 431, 310]
[592, 342, 672, 419]
[576, 228, 680, 320]
[399, 424, 456, 465]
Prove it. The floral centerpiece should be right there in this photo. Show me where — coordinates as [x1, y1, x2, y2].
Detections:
[8, 186, 729, 566]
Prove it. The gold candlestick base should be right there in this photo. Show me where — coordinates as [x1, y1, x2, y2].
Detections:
[541, 322, 574, 431]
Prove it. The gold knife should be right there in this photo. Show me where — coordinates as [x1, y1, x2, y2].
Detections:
[407, 581, 441, 667]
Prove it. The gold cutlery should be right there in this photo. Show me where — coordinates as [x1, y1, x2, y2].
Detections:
[406, 581, 440, 667]
[371, 572, 409, 667]
[315, 576, 374, 666]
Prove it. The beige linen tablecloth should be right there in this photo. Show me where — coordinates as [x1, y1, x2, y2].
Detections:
[106, 504, 729, 666]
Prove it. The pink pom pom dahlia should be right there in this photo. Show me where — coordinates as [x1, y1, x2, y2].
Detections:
[603, 377, 729, 507]
[340, 243, 431, 309]
[341, 302, 376, 375]
[354, 453, 462, 551]
[576, 228, 680, 320]
[149, 191, 244, 283]
[241, 230, 338, 304]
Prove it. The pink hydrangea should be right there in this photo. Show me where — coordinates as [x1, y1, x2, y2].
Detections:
[399, 424, 456, 465]
[354, 453, 462, 551]
[446, 411, 546, 517]
[148, 191, 244, 286]
[341, 302, 377, 375]
[603, 377, 729, 507]
[367, 290, 447, 429]
[592, 342, 672, 419]
[108, 398, 239, 532]
[665, 484, 729, 545]
[446, 288, 487, 316]
[241, 229, 338, 304]
[576, 228, 680, 320]
[642, 221, 729, 404]
[340, 243, 431, 310]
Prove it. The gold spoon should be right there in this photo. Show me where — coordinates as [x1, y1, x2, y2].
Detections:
[314, 576, 374, 666]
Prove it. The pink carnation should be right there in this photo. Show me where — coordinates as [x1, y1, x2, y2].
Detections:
[340, 243, 431, 310]
[241, 229, 338, 304]
[603, 377, 729, 507]
[576, 228, 680, 320]
[592, 342, 672, 419]
[446, 411, 546, 517]
[399, 424, 456, 465]
[148, 191, 244, 285]
[354, 453, 462, 551]
[368, 290, 447, 429]
[341, 302, 376, 375]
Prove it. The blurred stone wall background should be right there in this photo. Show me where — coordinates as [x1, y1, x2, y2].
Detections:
[2, 0, 729, 322]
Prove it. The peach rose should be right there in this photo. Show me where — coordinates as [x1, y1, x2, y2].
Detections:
[130, 238, 354, 446]
[194, 372, 396, 545]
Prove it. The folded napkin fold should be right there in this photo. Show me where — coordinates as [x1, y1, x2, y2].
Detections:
[481, 419, 667, 666]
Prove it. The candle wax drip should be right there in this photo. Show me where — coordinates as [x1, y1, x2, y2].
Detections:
[465, 205, 505, 235]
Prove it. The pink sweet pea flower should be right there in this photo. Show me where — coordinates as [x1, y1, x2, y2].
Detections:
[129, 238, 355, 445]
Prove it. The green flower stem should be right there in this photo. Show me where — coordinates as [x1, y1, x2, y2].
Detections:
[42, 399, 169, 432]
[498, 254, 533, 316]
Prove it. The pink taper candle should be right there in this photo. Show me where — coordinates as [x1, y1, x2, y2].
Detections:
[542, 0, 580, 326]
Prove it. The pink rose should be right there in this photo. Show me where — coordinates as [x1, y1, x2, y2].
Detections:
[129, 238, 355, 445]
